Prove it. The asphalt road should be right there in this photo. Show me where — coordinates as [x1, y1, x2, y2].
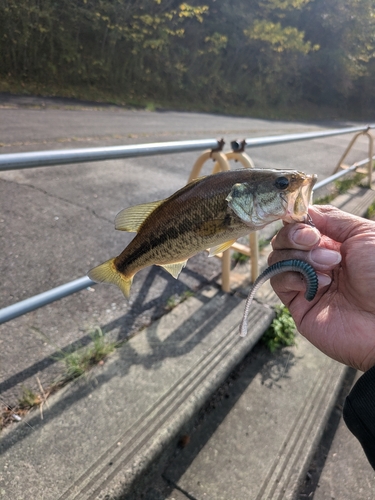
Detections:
[0, 94, 370, 407]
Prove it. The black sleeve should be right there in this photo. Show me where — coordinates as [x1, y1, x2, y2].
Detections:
[343, 365, 375, 470]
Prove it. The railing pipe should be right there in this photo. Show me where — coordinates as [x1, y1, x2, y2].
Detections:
[1, 126, 374, 172]
[2, 156, 371, 325]
[1, 130, 375, 325]
[313, 156, 375, 192]
[245, 125, 375, 149]
[0, 139, 220, 171]
[0, 277, 95, 324]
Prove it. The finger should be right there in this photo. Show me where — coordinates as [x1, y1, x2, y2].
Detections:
[272, 223, 321, 251]
[309, 205, 375, 242]
[269, 247, 341, 271]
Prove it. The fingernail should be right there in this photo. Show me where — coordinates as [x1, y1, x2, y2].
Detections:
[318, 273, 332, 287]
[310, 248, 341, 266]
[292, 226, 320, 246]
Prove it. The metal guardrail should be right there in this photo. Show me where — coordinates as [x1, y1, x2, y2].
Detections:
[1, 125, 374, 172]
[313, 156, 375, 192]
[0, 277, 94, 324]
[1, 125, 374, 325]
[0, 139, 219, 171]
[239, 125, 375, 149]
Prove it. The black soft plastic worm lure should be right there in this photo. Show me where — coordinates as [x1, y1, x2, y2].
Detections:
[240, 259, 318, 337]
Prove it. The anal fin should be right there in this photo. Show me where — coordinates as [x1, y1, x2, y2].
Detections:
[160, 260, 188, 279]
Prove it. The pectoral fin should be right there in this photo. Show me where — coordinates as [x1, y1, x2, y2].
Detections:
[115, 200, 163, 232]
[208, 239, 237, 257]
[160, 260, 187, 279]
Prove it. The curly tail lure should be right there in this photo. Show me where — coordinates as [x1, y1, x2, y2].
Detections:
[240, 259, 318, 337]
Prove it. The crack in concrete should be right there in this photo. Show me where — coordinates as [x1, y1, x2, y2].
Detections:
[0, 176, 113, 225]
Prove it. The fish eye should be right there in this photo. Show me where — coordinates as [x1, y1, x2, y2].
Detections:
[275, 177, 289, 190]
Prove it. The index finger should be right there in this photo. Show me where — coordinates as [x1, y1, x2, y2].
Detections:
[309, 205, 375, 242]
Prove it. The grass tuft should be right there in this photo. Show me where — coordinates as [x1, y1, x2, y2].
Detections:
[18, 387, 42, 409]
[0, 327, 119, 431]
[262, 305, 296, 353]
[367, 201, 375, 220]
[55, 327, 117, 381]
[314, 172, 366, 205]
[232, 251, 250, 265]
[165, 290, 194, 310]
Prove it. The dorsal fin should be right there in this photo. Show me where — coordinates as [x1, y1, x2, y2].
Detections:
[115, 200, 163, 232]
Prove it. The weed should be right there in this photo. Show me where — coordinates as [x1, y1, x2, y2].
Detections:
[232, 251, 250, 265]
[166, 295, 177, 310]
[55, 327, 117, 381]
[262, 305, 296, 353]
[314, 193, 336, 205]
[165, 290, 194, 310]
[335, 172, 365, 194]
[0, 328, 118, 431]
[314, 172, 366, 205]
[16, 379, 51, 420]
[366, 201, 375, 220]
[18, 387, 41, 409]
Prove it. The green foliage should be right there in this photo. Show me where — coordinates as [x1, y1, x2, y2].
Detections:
[262, 305, 296, 352]
[245, 21, 317, 54]
[1, 0, 375, 115]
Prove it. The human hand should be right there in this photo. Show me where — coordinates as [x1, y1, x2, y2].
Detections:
[269, 205, 375, 372]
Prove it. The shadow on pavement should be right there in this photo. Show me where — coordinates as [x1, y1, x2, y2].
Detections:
[0, 279, 234, 457]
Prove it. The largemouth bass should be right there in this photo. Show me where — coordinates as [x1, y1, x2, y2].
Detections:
[88, 168, 317, 298]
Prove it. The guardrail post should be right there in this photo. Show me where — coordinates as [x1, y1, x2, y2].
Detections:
[333, 129, 374, 187]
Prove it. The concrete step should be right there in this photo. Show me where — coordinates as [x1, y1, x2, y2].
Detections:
[329, 185, 375, 216]
[162, 336, 347, 500]
[0, 286, 274, 499]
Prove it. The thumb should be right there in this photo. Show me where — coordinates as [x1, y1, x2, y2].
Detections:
[309, 205, 375, 242]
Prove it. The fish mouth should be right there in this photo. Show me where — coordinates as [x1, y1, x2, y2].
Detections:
[284, 174, 317, 223]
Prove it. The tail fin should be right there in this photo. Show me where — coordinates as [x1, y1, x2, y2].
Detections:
[88, 258, 133, 299]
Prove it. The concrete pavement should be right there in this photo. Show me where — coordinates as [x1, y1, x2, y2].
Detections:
[1, 96, 375, 499]
[0, 96, 371, 409]
[1, 186, 375, 499]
